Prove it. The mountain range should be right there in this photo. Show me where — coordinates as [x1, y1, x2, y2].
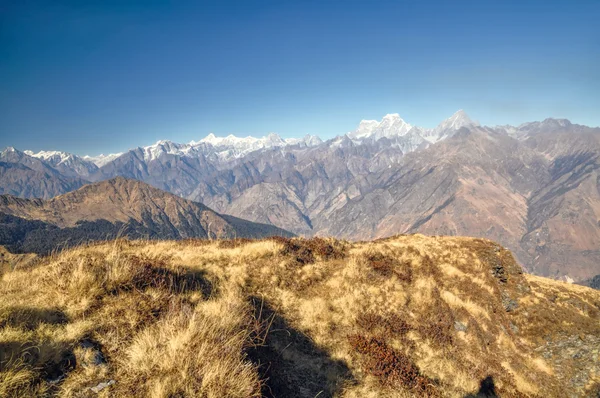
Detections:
[0, 177, 291, 254]
[1, 110, 599, 283]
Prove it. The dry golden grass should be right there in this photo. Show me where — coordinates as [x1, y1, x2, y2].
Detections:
[0, 235, 599, 397]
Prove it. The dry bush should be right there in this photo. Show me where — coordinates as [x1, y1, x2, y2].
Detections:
[348, 334, 437, 396]
[217, 238, 253, 249]
[416, 288, 455, 347]
[275, 236, 347, 265]
[363, 251, 412, 282]
[356, 312, 411, 338]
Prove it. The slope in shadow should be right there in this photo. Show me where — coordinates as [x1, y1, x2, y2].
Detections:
[247, 297, 354, 398]
[0, 307, 74, 383]
[464, 376, 498, 398]
[0, 306, 68, 330]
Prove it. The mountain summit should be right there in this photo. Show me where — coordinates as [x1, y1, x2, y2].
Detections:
[347, 110, 478, 143]
[0, 177, 292, 254]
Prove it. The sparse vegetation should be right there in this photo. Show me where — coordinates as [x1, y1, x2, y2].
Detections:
[0, 235, 599, 397]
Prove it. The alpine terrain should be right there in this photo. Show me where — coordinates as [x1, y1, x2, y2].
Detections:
[2, 111, 598, 283]
[0, 236, 598, 397]
[0, 177, 292, 254]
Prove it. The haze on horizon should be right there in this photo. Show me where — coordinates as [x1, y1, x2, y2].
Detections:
[1, 0, 599, 156]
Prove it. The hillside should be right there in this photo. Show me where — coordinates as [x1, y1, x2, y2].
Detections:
[2, 115, 599, 282]
[0, 236, 598, 397]
[0, 177, 291, 254]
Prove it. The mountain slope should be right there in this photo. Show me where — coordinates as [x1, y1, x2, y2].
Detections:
[0, 148, 87, 199]
[24, 150, 99, 179]
[0, 177, 291, 254]
[2, 112, 599, 281]
[0, 236, 598, 397]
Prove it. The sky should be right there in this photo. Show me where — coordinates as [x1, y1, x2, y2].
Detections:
[1, 0, 599, 156]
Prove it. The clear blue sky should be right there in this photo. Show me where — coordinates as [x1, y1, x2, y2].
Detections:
[1, 0, 598, 156]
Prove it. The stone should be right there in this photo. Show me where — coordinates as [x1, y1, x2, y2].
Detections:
[454, 321, 468, 332]
[90, 380, 115, 393]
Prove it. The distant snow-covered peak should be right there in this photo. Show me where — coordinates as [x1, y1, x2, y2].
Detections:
[193, 132, 321, 159]
[434, 110, 478, 133]
[418, 110, 480, 143]
[198, 132, 284, 148]
[348, 114, 412, 140]
[140, 140, 193, 162]
[24, 150, 75, 165]
[284, 134, 323, 147]
[377, 114, 412, 138]
[83, 153, 123, 167]
[347, 110, 481, 146]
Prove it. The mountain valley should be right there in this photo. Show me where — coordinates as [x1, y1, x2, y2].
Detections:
[2, 111, 599, 282]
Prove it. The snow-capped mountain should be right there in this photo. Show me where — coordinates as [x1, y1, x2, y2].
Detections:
[194, 132, 322, 160]
[24, 150, 71, 163]
[348, 114, 412, 140]
[431, 109, 478, 137]
[13, 109, 480, 174]
[2, 110, 599, 285]
[135, 140, 210, 162]
[346, 110, 478, 148]
[284, 134, 323, 147]
[83, 153, 124, 167]
[25, 150, 99, 178]
[7, 110, 591, 195]
[4, 109, 491, 183]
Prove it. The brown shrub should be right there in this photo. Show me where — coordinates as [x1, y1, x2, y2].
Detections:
[124, 255, 212, 296]
[363, 252, 412, 282]
[276, 237, 346, 265]
[348, 334, 437, 396]
[356, 312, 411, 337]
[177, 238, 214, 247]
[218, 238, 254, 249]
[418, 288, 455, 346]
[420, 254, 442, 281]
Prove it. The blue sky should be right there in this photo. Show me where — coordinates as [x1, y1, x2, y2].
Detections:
[1, 0, 599, 156]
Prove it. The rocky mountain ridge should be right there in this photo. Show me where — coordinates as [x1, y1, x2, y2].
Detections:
[1, 112, 599, 282]
[0, 177, 292, 254]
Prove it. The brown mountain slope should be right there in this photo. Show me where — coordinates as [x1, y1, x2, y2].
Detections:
[0, 236, 598, 397]
[2, 121, 598, 282]
[318, 127, 600, 282]
[0, 177, 291, 254]
[0, 161, 86, 200]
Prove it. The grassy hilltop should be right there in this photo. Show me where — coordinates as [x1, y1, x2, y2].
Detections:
[0, 235, 599, 397]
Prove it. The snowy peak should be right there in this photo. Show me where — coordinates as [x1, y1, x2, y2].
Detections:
[348, 113, 412, 140]
[24, 150, 75, 166]
[139, 140, 205, 162]
[347, 110, 479, 144]
[1, 147, 18, 155]
[22, 149, 99, 177]
[434, 110, 478, 133]
[83, 153, 124, 167]
[349, 120, 380, 139]
[284, 134, 323, 147]
[198, 133, 284, 148]
[378, 114, 412, 137]
[195, 132, 321, 159]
